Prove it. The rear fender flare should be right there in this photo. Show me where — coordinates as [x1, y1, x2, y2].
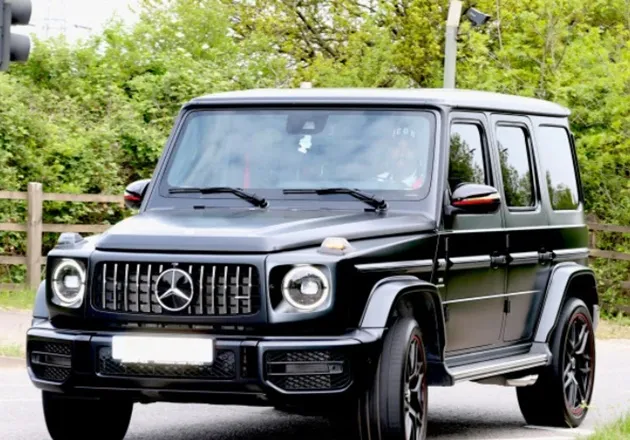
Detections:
[360, 275, 446, 363]
[534, 262, 598, 343]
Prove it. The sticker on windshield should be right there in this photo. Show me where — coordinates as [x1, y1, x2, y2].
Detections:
[298, 135, 312, 154]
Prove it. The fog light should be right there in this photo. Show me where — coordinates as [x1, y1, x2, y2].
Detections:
[31, 352, 71, 368]
[285, 363, 330, 374]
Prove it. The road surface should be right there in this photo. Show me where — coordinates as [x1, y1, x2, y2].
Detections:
[0, 310, 30, 346]
[1, 339, 629, 440]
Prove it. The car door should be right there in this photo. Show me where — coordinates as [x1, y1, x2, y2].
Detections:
[442, 112, 507, 353]
[491, 115, 549, 343]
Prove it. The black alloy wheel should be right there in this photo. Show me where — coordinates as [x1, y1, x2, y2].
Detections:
[517, 297, 596, 428]
[404, 334, 428, 440]
[562, 309, 596, 419]
[354, 317, 429, 440]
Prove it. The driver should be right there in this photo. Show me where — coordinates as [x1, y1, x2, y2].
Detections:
[376, 126, 425, 189]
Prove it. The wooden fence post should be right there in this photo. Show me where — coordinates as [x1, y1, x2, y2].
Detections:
[588, 229, 597, 251]
[26, 182, 43, 290]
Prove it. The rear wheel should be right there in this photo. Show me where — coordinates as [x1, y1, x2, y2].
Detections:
[356, 317, 429, 440]
[42, 391, 133, 440]
[516, 298, 596, 427]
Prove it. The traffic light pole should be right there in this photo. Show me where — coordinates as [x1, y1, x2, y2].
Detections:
[0, 0, 32, 71]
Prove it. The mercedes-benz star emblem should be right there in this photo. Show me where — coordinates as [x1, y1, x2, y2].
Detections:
[154, 268, 195, 312]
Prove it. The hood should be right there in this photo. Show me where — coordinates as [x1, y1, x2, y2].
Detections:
[94, 208, 435, 253]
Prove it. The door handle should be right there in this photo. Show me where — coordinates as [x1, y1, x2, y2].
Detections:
[490, 254, 509, 268]
[539, 249, 555, 264]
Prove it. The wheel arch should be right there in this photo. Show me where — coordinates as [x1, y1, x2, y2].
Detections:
[359, 275, 446, 365]
[534, 263, 599, 344]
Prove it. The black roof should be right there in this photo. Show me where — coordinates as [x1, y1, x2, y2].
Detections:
[189, 87, 571, 117]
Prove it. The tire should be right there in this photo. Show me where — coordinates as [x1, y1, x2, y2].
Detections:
[42, 391, 133, 440]
[356, 317, 429, 440]
[516, 297, 596, 428]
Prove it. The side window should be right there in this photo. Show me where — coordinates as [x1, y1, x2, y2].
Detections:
[448, 123, 488, 191]
[495, 125, 536, 208]
[537, 126, 580, 210]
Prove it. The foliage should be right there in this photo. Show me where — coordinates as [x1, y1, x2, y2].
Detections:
[0, 344, 24, 359]
[0, 0, 290, 282]
[0, 288, 35, 311]
[0, 0, 628, 313]
[595, 314, 630, 340]
[584, 412, 630, 440]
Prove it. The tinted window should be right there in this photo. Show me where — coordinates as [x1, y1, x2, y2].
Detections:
[537, 126, 580, 210]
[163, 108, 435, 200]
[496, 125, 535, 208]
[448, 123, 487, 191]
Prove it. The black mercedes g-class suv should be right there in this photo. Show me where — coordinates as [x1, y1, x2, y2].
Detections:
[26, 88, 599, 440]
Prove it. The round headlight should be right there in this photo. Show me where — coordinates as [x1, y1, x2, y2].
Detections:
[281, 265, 330, 311]
[51, 259, 86, 308]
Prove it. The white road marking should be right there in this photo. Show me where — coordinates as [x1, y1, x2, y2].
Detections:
[524, 425, 595, 435]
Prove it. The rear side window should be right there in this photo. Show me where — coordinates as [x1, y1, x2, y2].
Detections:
[448, 123, 487, 191]
[537, 126, 580, 210]
[496, 125, 536, 208]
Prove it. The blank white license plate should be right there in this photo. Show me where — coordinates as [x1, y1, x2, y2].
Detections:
[111, 335, 214, 366]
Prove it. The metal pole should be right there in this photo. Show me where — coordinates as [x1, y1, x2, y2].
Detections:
[443, 0, 463, 89]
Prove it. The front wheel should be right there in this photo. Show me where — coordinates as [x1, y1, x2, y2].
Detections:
[356, 317, 429, 440]
[516, 297, 596, 428]
[42, 391, 133, 440]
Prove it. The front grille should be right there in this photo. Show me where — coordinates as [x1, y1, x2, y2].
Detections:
[29, 341, 72, 383]
[276, 374, 349, 391]
[111, 322, 254, 332]
[97, 347, 236, 379]
[38, 342, 71, 356]
[92, 262, 260, 317]
[267, 351, 342, 363]
[265, 350, 352, 392]
[37, 366, 71, 382]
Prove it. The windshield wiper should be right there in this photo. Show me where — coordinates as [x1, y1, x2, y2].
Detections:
[169, 186, 269, 208]
[283, 188, 388, 211]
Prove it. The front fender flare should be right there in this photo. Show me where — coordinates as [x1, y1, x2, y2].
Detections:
[359, 275, 446, 362]
[534, 262, 598, 343]
[32, 280, 49, 322]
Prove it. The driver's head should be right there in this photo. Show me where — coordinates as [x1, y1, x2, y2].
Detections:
[390, 126, 418, 177]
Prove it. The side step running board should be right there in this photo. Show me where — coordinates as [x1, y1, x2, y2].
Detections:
[448, 351, 550, 383]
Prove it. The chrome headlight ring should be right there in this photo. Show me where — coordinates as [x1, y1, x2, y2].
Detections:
[281, 265, 330, 312]
[51, 258, 86, 308]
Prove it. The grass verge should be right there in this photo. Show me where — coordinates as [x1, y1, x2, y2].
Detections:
[0, 289, 35, 311]
[596, 314, 630, 339]
[0, 343, 25, 359]
[584, 413, 630, 439]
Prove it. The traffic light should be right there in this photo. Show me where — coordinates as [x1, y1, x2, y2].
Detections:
[0, 0, 32, 71]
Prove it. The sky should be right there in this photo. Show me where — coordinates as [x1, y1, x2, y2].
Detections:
[14, 0, 139, 42]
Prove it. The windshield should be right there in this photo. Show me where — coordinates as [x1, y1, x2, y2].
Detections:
[163, 108, 436, 200]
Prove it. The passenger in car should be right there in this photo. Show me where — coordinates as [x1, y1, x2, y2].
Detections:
[376, 126, 426, 189]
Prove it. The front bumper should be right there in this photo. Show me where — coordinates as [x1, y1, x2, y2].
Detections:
[25, 321, 383, 407]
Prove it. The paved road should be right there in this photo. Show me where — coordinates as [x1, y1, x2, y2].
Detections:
[0, 310, 30, 346]
[1, 339, 629, 440]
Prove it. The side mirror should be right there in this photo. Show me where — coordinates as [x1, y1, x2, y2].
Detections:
[450, 183, 501, 214]
[124, 179, 151, 210]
